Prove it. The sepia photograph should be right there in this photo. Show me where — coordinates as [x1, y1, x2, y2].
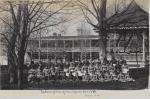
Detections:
[0, 0, 149, 90]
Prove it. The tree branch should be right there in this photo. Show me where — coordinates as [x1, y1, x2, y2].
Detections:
[30, 0, 71, 34]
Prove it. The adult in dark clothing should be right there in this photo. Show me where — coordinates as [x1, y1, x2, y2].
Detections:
[115, 61, 121, 75]
[119, 57, 127, 65]
[110, 56, 117, 64]
[103, 57, 108, 65]
[110, 49, 115, 58]
[29, 61, 34, 69]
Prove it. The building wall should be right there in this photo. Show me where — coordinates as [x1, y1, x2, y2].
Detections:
[0, 40, 7, 65]
[27, 35, 147, 67]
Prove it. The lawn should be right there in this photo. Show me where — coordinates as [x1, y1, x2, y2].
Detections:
[1, 76, 149, 90]
[1, 67, 149, 90]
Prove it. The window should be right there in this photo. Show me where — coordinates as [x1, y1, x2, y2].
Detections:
[65, 40, 72, 48]
[91, 40, 99, 47]
[74, 40, 81, 47]
[32, 52, 39, 59]
[57, 40, 64, 47]
[48, 40, 55, 47]
[85, 40, 90, 47]
[41, 40, 47, 48]
[74, 52, 81, 60]
[107, 39, 115, 47]
[41, 52, 47, 59]
[92, 52, 99, 59]
[48, 52, 55, 59]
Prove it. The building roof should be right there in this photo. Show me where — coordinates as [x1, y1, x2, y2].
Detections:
[29, 35, 99, 40]
[107, 0, 149, 30]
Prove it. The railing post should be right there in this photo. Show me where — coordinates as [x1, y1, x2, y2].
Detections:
[39, 32, 41, 61]
[72, 40, 74, 62]
[90, 39, 92, 59]
[47, 40, 48, 61]
[142, 31, 145, 67]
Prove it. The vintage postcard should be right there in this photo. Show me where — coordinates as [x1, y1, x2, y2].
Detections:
[0, 0, 149, 98]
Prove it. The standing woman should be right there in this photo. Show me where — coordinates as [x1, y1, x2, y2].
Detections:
[75, 65, 82, 81]
[88, 62, 95, 76]
[121, 63, 133, 82]
[81, 63, 88, 76]
[43, 66, 50, 82]
[50, 65, 56, 80]
[36, 65, 43, 83]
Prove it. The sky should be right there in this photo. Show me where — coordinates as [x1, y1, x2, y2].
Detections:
[0, 0, 149, 37]
[49, 0, 149, 36]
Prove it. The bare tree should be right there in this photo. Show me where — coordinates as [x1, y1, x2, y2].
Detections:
[77, 0, 147, 58]
[0, 0, 71, 89]
[77, 0, 107, 57]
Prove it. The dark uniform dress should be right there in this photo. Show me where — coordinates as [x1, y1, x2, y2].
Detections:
[90, 74, 98, 82]
[104, 72, 111, 82]
[82, 73, 90, 82]
[97, 73, 104, 82]
[118, 73, 125, 82]
[50, 67, 55, 80]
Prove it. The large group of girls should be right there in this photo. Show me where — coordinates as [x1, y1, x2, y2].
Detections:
[27, 56, 135, 83]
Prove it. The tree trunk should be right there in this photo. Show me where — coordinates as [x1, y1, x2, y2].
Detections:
[8, 34, 17, 84]
[7, 2, 21, 84]
[98, 0, 107, 58]
[17, 63, 23, 89]
[99, 39, 107, 58]
[17, 33, 27, 89]
[17, 51, 25, 89]
[98, 30, 107, 58]
[8, 54, 16, 84]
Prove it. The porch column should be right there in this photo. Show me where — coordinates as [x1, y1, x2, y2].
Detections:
[85, 39, 87, 59]
[39, 32, 41, 61]
[90, 39, 92, 59]
[63, 39, 66, 62]
[54, 36, 57, 63]
[142, 31, 145, 66]
[108, 34, 111, 52]
[99, 38, 101, 59]
[30, 41, 33, 61]
[47, 40, 48, 61]
[72, 40, 74, 62]
[30, 50, 32, 61]
[80, 39, 83, 61]
[114, 30, 118, 58]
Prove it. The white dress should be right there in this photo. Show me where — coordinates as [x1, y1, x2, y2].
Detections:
[122, 65, 129, 74]
[77, 71, 83, 76]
